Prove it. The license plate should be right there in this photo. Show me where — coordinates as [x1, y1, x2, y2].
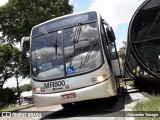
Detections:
[61, 93, 76, 100]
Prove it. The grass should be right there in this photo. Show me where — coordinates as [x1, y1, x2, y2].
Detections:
[122, 80, 134, 86]
[133, 95, 160, 120]
[0, 104, 34, 112]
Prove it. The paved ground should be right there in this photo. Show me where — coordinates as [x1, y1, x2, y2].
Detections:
[40, 96, 125, 120]
[124, 85, 149, 120]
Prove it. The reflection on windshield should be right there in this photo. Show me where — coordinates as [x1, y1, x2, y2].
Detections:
[64, 22, 102, 75]
[31, 31, 64, 79]
[31, 22, 103, 80]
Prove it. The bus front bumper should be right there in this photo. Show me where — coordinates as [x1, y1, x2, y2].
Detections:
[33, 79, 117, 107]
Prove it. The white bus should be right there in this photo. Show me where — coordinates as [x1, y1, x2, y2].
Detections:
[21, 11, 121, 108]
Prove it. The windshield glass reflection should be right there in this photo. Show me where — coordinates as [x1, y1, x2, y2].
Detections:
[64, 22, 102, 75]
[31, 31, 64, 79]
[31, 22, 102, 80]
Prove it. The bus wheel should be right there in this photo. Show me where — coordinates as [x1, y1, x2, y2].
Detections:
[112, 95, 118, 102]
[61, 103, 72, 109]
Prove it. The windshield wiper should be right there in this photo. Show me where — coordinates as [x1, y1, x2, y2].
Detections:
[44, 31, 57, 55]
[79, 51, 92, 69]
[73, 22, 82, 54]
[69, 22, 82, 67]
[73, 22, 82, 43]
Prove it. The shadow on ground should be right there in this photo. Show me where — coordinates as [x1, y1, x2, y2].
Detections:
[40, 92, 125, 119]
[133, 80, 160, 95]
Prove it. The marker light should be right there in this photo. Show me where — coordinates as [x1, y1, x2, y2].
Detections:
[41, 87, 45, 92]
[97, 74, 107, 82]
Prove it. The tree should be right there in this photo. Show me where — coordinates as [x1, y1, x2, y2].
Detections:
[19, 83, 31, 93]
[0, 88, 17, 108]
[19, 58, 30, 78]
[118, 48, 126, 61]
[0, 44, 21, 90]
[0, 0, 73, 44]
[11, 83, 31, 93]
[0, 0, 73, 89]
[118, 41, 127, 77]
[118, 41, 126, 61]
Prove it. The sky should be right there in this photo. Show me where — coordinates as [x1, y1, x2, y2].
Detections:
[71, 0, 145, 48]
[1, 0, 145, 88]
[0, 0, 8, 6]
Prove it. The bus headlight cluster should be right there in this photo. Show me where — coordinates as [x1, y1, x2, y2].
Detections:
[33, 87, 45, 93]
[96, 74, 107, 82]
[97, 76, 104, 82]
[33, 87, 40, 93]
[91, 74, 107, 83]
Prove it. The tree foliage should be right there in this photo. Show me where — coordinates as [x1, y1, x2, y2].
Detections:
[19, 84, 31, 93]
[0, 0, 73, 44]
[0, 88, 17, 108]
[118, 48, 126, 60]
[118, 41, 126, 60]
[19, 58, 30, 78]
[118, 41, 127, 76]
[0, 43, 30, 89]
[11, 83, 31, 93]
[0, 44, 21, 90]
[0, 0, 73, 89]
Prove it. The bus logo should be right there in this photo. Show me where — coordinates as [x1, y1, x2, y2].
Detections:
[67, 66, 75, 74]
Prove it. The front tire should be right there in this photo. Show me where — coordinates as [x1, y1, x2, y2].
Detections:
[112, 95, 119, 101]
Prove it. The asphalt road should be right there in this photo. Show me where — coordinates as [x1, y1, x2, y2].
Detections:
[40, 93, 125, 120]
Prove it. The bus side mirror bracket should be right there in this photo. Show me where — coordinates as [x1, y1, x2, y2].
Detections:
[21, 37, 30, 59]
[106, 27, 116, 42]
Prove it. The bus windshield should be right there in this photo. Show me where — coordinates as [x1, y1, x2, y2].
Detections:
[31, 13, 103, 80]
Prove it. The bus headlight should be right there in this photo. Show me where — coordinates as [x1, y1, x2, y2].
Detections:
[33, 87, 41, 93]
[91, 74, 107, 83]
[96, 74, 107, 82]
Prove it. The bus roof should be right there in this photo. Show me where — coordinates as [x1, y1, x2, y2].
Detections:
[31, 11, 99, 36]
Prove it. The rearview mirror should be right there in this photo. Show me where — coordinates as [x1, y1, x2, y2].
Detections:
[106, 27, 116, 42]
[21, 37, 30, 59]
